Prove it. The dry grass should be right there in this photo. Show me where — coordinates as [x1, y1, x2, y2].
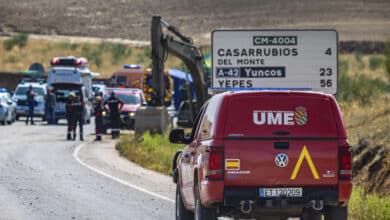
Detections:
[0, 38, 183, 78]
[340, 54, 388, 82]
[341, 98, 390, 146]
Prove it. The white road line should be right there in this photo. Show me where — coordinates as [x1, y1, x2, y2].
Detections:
[73, 142, 175, 203]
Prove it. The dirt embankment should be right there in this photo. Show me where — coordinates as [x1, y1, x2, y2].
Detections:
[353, 138, 390, 195]
[1, 0, 390, 44]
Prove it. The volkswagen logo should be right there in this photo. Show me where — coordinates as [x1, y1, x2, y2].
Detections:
[275, 153, 289, 167]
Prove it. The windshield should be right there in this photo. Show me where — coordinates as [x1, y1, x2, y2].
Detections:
[55, 89, 81, 102]
[104, 93, 139, 105]
[15, 86, 45, 96]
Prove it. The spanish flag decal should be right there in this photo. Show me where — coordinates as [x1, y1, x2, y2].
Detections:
[225, 159, 240, 170]
[290, 146, 320, 180]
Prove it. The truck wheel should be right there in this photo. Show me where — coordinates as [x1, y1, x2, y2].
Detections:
[195, 184, 217, 220]
[324, 206, 347, 220]
[176, 184, 194, 220]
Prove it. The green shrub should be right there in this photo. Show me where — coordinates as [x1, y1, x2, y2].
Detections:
[70, 43, 78, 51]
[354, 49, 365, 69]
[116, 132, 182, 174]
[143, 46, 151, 58]
[5, 55, 19, 63]
[3, 33, 29, 50]
[80, 44, 103, 67]
[3, 39, 14, 51]
[369, 56, 384, 70]
[385, 41, 390, 80]
[337, 72, 387, 105]
[110, 43, 132, 64]
[339, 60, 349, 74]
[349, 188, 390, 220]
[59, 42, 71, 50]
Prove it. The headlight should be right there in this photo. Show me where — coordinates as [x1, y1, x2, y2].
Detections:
[102, 111, 106, 116]
[129, 112, 135, 117]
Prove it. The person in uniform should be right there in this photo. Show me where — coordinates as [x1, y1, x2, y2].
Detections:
[104, 91, 124, 139]
[72, 95, 85, 141]
[94, 96, 104, 141]
[26, 85, 37, 125]
[66, 93, 75, 140]
[45, 87, 57, 124]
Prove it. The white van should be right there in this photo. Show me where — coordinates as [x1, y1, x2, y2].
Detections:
[47, 57, 93, 123]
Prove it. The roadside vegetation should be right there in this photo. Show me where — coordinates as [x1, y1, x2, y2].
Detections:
[0, 35, 183, 77]
[116, 131, 181, 175]
[349, 188, 390, 220]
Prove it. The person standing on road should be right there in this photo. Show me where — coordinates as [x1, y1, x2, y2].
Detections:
[45, 87, 57, 124]
[26, 85, 36, 125]
[66, 93, 75, 140]
[72, 95, 85, 141]
[104, 91, 123, 139]
[94, 96, 104, 141]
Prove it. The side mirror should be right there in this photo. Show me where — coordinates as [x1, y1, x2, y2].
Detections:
[169, 128, 190, 144]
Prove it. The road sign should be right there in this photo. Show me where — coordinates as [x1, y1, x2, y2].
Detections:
[212, 30, 338, 94]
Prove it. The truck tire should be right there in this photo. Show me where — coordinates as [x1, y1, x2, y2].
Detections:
[176, 184, 194, 220]
[324, 206, 347, 220]
[195, 184, 217, 220]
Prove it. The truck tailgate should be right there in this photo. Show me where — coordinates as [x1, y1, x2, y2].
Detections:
[222, 92, 341, 187]
[224, 139, 339, 186]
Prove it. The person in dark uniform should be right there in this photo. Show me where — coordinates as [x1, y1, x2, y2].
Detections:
[66, 93, 75, 140]
[94, 96, 104, 141]
[72, 95, 85, 141]
[26, 85, 37, 125]
[104, 91, 124, 139]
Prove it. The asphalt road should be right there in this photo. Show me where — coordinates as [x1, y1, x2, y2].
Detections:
[0, 120, 174, 220]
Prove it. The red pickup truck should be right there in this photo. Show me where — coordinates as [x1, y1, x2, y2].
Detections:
[170, 91, 352, 220]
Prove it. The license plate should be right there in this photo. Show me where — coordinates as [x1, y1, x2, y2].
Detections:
[259, 188, 303, 198]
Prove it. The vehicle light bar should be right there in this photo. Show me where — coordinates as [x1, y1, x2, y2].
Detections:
[123, 64, 142, 69]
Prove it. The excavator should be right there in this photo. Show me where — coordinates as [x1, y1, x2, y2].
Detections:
[135, 16, 208, 133]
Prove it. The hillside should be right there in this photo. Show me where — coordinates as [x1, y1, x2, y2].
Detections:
[1, 0, 390, 44]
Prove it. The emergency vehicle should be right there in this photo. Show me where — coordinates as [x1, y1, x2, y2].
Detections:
[47, 56, 93, 123]
[109, 65, 172, 107]
[13, 79, 47, 121]
[170, 91, 352, 220]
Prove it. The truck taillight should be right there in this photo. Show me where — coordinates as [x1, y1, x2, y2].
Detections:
[207, 147, 224, 180]
[339, 146, 352, 180]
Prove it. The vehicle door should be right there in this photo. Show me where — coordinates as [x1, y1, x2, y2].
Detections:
[180, 105, 207, 207]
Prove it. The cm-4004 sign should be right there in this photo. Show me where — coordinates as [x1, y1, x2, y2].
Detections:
[212, 30, 338, 95]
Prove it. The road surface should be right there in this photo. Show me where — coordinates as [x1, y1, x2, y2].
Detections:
[0, 120, 174, 220]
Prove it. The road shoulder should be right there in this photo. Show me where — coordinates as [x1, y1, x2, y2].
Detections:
[75, 138, 176, 202]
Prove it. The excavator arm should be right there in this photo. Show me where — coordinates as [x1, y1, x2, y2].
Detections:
[151, 16, 208, 123]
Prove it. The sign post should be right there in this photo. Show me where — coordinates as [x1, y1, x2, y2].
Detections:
[212, 30, 338, 94]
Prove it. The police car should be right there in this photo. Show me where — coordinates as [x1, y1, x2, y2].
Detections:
[12, 80, 47, 121]
[0, 88, 16, 125]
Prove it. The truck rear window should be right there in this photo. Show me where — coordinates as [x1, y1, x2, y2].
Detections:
[224, 93, 339, 138]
